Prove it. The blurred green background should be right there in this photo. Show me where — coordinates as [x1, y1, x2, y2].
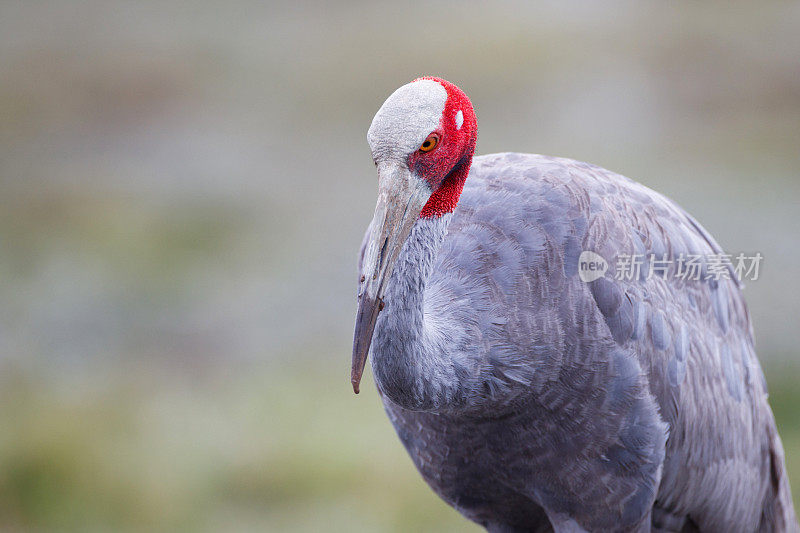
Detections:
[1, 1, 799, 531]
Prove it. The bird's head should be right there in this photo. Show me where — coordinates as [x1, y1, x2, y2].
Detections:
[351, 77, 477, 393]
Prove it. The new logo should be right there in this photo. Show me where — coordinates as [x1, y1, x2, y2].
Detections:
[578, 251, 608, 282]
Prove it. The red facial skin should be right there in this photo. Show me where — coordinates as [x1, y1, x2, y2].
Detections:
[410, 77, 477, 219]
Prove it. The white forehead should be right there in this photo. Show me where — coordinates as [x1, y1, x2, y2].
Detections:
[367, 79, 447, 157]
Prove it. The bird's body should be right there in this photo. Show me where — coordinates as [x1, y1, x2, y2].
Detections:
[352, 79, 796, 532]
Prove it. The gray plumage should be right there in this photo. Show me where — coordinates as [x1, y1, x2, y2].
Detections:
[358, 152, 797, 532]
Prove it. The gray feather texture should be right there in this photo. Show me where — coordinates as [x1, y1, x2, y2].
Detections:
[359, 153, 797, 532]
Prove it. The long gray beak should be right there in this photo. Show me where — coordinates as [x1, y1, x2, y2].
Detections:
[351, 163, 432, 393]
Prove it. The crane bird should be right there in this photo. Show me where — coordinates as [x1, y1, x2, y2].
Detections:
[351, 77, 797, 532]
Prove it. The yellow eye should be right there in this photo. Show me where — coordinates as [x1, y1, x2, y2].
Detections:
[419, 133, 439, 152]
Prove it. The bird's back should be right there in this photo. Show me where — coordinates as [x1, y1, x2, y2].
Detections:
[383, 153, 795, 531]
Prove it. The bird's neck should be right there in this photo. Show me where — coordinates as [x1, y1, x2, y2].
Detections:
[371, 213, 456, 412]
[420, 142, 475, 218]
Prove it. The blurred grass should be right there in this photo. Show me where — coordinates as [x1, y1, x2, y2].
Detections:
[765, 365, 800, 504]
[0, 359, 798, 532]
[0, 359, 478, 532]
